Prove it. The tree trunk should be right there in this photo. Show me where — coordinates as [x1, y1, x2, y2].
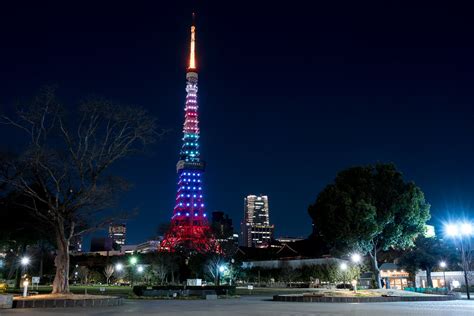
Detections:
[369, 249, 382, 289]
[426, 267, 433, 288]
[52, 228, 70, 294]
[39, 251, 44, 277]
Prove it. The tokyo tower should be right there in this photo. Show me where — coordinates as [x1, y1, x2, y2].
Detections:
[160, 16, 218, 253]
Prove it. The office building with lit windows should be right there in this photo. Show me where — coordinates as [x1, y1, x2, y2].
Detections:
[109, 223, 127, 246]
[241, 195, 274, 248]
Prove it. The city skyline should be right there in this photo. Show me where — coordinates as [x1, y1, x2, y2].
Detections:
[0, 3, 473, 245]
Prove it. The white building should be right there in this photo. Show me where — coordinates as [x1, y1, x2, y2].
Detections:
[416, 270, 472, 289]
[242, 257, 343, 269]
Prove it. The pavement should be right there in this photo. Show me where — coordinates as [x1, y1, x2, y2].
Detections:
[2, 295, 474, 316]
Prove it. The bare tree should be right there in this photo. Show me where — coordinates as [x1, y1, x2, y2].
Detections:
[103, 264, 115, 285]
[77, 266, 90, 285]
[0, 88, 159, 293]
[206, 254, 225, 285]
[151, 257, 169, 285]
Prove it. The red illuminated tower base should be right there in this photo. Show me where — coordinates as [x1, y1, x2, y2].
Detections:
[160, 17, 219, 253]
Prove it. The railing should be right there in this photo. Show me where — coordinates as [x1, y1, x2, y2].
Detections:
[404, 287, 448, 295]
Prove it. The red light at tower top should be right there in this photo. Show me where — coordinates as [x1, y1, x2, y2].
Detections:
[160, 14, 219, 253]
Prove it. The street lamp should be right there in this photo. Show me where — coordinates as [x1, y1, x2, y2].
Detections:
[115, 263, 123, 272]
[129, 256, 138, 287]
[20, 256, 30, 274]
[350, 253, 362, 292]
[137, 265, 144, 273]
[444, 221, 473, 299]
[217, 265, 226, 286]
[20, 256, 30, 266]
[439, 261, 447, 291]
[340, 262, 348, 289]
[351, 253, 361, 264]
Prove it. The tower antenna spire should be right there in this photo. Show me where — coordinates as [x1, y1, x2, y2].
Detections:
[188, 12, 196, 70]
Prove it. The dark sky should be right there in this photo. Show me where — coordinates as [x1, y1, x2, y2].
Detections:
[1, 2, 473, 246]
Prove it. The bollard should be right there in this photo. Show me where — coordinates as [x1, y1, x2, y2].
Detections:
[22, 280, 29, 297]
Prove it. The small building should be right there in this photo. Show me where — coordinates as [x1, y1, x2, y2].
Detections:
[416, 270, 473, 289]
[379, 263, 409, 290]
[275, 237, 305, 245]
[135, 240, 161, 253]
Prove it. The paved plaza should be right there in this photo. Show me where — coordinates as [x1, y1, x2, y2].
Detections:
[2, 296, 474, 316]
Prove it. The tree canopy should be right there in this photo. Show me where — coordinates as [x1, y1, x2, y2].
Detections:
[399, 236, 457, 287]
[308, 163, 431, 288]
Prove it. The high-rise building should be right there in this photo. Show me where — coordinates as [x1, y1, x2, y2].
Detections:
[241, 195, 274, 248]
[160, 16, 218, 253]
[211, 211, 236, 245]
[69, 235, 83, 253]
[109, 223, 126, 246]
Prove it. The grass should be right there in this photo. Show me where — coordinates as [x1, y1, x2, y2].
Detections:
[235, 287, 314, 296]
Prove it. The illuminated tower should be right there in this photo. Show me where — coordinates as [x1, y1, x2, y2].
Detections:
[160, 16, 217, 253]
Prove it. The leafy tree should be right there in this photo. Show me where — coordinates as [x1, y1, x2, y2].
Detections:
[399, 236, 458, 287]
[0, 88, 159, 293]
[308, 163, 430, 288]
[77, 266, 90, 285]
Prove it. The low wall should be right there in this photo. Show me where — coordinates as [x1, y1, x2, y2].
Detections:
[0, 295, 13, 309]
[13, 297, 123, 309]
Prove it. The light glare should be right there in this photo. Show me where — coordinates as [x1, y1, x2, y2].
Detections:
[461, 223, 473, 236]
[445, 224, 458, 237]
[351, 253, 361, 263]
[20, 257, 30, 266]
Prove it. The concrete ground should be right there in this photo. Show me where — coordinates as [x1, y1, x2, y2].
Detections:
[2, 296, 474, 316]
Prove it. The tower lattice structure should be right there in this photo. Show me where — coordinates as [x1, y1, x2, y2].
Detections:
[160, 17, 218, 253]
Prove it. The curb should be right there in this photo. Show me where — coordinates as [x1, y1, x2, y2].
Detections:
[273, 294, 458, 303]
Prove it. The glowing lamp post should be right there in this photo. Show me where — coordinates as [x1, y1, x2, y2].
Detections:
[340, 262, 348, 290]
[20, 256, 30, 273]
[129, 256, 138, 287]
[115, 263, 123, 272]
[444, 222, 473, 299]
[439, 261, 447, 290]
[350, 253, 361, 292]
[21, 257, 30, 266]
[351, 253, 361, 264]
[217, 265, 226, 286]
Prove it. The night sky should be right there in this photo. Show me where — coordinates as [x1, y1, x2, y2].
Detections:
[1, 2, 473, 247]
